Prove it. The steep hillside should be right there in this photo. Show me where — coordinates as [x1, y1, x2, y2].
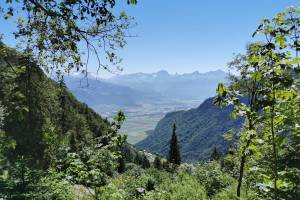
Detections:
[0, 43, 111, 165]
[136, 97, 243, 162]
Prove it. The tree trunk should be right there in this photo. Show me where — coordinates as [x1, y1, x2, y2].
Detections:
[271, 89, 278, 200]
[237, 154, 246, 197]
[237, 120, 254, 197]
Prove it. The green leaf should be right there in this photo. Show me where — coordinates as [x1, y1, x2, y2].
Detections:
[275, 35, 287, 48]
[223, 133, 233, 141]
[127, 0, 137, 4]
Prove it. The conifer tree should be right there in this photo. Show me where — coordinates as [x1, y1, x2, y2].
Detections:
[210, 146, 220, 161]
[142, 154, 151, 169]
[134, 153, 143, 166]
[153, 156, 162, 169]
[168, 123, 181, 165]
[117, 157, 126, 173]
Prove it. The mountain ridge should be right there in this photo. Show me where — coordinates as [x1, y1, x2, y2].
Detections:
[105, 69, 227, 101]
[64, 75, 164, 107]
[136, 97, 243, 162]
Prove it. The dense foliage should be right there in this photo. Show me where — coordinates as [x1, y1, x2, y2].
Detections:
[0, 42, 112, 164]
[1, 0, 137, 76]
[0, 43, 126, 199]
[92, 162, 255, 200]
[216, 7, 300, 199]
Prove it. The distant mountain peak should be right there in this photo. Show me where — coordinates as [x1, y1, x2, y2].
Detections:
[204, 69, 226, 75]
[156, 70, 169, 75]
[108, 69, 226, 80]
[104, 69, 227, 101]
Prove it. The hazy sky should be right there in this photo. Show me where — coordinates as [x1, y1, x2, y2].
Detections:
[1, 0, 300, 77]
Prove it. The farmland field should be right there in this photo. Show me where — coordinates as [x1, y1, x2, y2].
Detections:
[93, 100, 202, 144]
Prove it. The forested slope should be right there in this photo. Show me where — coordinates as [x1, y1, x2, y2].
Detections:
[0, 42, 111, 165]
[136, 97, 243, 162]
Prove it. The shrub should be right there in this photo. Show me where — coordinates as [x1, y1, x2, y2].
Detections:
[125, 163, 145, 177]
[32, 173, 76, 200]
[144, 172, 207, 200]
[195, 161, 232, 197]
[98, 183, 126, 200]
[146, 178, 155, 191]
[212, 183, 259, 200]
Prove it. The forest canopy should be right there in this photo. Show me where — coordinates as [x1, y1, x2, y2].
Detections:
[1, 0, 137, 77]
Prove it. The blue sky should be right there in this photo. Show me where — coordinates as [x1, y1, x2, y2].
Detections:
[1, 0, 300, 77]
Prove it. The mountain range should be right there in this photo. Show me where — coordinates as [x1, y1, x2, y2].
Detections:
[65, 70, 227, 108]
[106, 70, 227, 101]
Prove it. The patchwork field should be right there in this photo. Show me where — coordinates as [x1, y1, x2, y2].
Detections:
[93, 100, 202, 144]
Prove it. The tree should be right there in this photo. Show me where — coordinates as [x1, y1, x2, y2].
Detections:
[0, 47, 57, 165]
[153, 156, 162, 169]
[1, 0, 137, 78]
[216, 7, 300, 199]
[216, 43, 265, 197]
[0, 103, 4, 127]
[162, 160, 169, 170]
[62, 111, 127, 199]
[251, 9, 300, 199]
[117, 156, 126, 173]
[210, 146, 220, 161]
[0, 43, 130, 198]
[0, 103, 16, 173]
[142, 154, 150, 169]
[134, 153, 143, 166]
[168, 123, 181, 165]
[221, 145, 238, 177]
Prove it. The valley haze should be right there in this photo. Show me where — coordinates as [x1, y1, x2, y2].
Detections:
[65, 69, 227, 144]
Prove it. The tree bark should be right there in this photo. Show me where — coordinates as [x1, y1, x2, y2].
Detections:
[271, 88, 278, 200]
[237, 120, 254, 197]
